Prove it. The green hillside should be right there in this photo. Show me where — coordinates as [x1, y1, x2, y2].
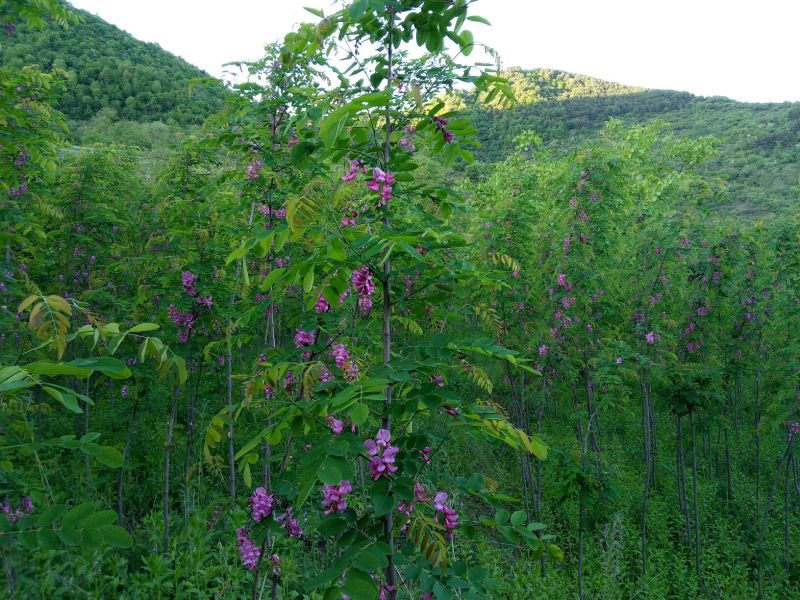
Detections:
[0, 2, 227, 125]
[453, 69, 800, 216]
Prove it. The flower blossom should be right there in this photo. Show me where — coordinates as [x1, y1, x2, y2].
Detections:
[364, 429, 399, 480]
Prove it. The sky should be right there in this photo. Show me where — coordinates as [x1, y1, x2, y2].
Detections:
[68, 0, 800, 103]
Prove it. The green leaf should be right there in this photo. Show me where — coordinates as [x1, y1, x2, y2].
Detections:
[372, 491, 394, 517]
[511, 510, 526, 527]
[303, 267, 315, 293]
[94, 446, 124, 468]
[42, 385, 81, 413]
[127, 323, 160, 333]
[101, 524, 133, 548]
[37, 527, 61, 550]
[348, 403, 370, 426]
[63, 502, 95, 527]
[342, 568, 378, 600]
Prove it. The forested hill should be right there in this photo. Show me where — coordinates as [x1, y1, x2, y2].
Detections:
[454, 69, 800, 217]
[0, 3, 227, 125]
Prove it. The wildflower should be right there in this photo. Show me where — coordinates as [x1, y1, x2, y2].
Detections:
[420, 447, 431, 464]
[321, 480, 352, 515]
[432, 375, 445, 388]
[236, 528, 261, 570]
[433, 116, 453, 143]
[269, 553, 280, 576]
[332, 344, 349, 368]
[294, 329, 316, 348]
[181, 271, 199, 297]
[247, 159, 264, 180]
[277, 507, 303, 538]
[342, 159, 366, 182]
[121, 385, 129, 398]
[645, 331, 658, 345]
[20, 497, 33, 514]
[327, 415, 344, 435]
[365, 167, 396, 206]
[314, 294, 331, 313]
[538, 344, 549, 357]
[352, 265, 376, 313]
[433, 491, 459, 534]
[248, 487, 275, 522]
[615, 357, 623, 365]
[364, 429, 399, 480]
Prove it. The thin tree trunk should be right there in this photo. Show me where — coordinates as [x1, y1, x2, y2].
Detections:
[163, 384, 182, 553]
[381, 12, 396, 597]
[641, 371, 653, 576]
[183, 356, 204, 522]
[226, 344, 236, 499]
[690, 410, 701, 583]
[118, 395, 139, 526]
[724, 427, 733, 508]
[675, 412, 691, 544]
[578, 497, 585, 600]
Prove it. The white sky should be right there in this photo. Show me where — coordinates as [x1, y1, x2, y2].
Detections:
[68, 0, 800, 103]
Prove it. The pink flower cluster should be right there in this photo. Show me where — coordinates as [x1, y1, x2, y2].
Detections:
[236, 528, 261, 570]
[315, 293, 331, 313]
[276, 507, 303, 538]
[342, 159, 367, 182]
[294, 328, 316, 348]
[366, 167, 395, 206]
[352, 265, 376, 313]
[321, 480, 352, 515]
[168, 304, 196, 343]
[332, 344, 349, 368]
[364, 429, 399, 480]
[433, 116, 454, 143]
[247, 159, 264, 179]
[182, 271, 198, 296]
[433, 491, 459, 535]
[248, 487, 275, 522]
[2, 496, 33, 524]
[786, 421, 800, 442]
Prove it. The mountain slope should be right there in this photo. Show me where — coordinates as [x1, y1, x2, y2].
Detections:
[456, 69, 800, 217]
[0, 3, 227, 125]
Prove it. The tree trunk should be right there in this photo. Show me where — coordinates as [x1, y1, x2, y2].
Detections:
[163, 384, 182, 553]
[690, 410, 701, 584]
[118, 395, 139, 527]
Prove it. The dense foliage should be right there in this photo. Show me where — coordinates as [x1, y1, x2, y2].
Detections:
[3, 2, 800, 600]
[452, 69, 800, 217]
[0, 2, 227, 124]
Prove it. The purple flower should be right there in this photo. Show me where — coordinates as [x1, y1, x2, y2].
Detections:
[277, 507, 303, 538]
[615, 357, 623, 365]
[248, 487, 275, 521]
[332, 344, 349, 369]
[321, 480, 352, 515]
[267, 553, 280, 576]
[247, 159, 264, 180]
[420, 447, 431, 464]
[645, 331, 658, 345]
[314, 294, 331, 313]
[236, 528, 261, 570]
[352, 265, 375, 313]
[538, 344, 549, 357]
[365, 168, 396, 206]
[181, 271, 199, 297]
[432, 374, 445, 388]
[327, 415, 344, 435]
[20, 497, 33, 514]
[433, 491, 459, 534]
[294, 328, 316, 348]
[365, 429, 399, 480]
[121, 385, 129, 399]
[342, 159, 366, 182]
